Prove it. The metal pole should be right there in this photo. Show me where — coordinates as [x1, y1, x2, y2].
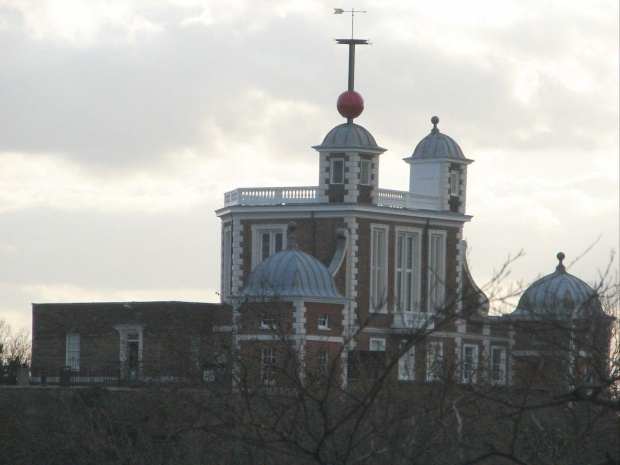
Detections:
[348, 43, 355, 91]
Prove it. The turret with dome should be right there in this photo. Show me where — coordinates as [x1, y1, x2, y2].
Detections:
[505, 252, 613, 389]
[511, 252, 605, 319]
[240, 222, 349, 302]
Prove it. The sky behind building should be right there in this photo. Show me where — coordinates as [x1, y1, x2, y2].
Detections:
[0, 0, 618, 330]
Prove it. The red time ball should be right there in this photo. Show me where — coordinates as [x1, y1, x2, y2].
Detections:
[337, 90, 364, 120]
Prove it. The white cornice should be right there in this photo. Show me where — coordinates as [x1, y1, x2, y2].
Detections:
[216, 203, 472, 225]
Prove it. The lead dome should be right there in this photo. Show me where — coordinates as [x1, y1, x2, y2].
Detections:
[511, 253, 604, 319]
[241, 223, 348, 301]
[314, 122, 384, 151]
[410, 116, 467, 160]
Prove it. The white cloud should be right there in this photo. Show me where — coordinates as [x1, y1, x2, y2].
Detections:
[0, 0, 617, 330]
[1, 0, 164, 44]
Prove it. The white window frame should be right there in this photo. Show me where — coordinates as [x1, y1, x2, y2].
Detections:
[261, 312, 276, 330]
[370, 224, 389, 313]
[213, 339, 227, 365]
[114, 324, 145, 366]
[66, 333, 80, 372]
[318, 314, 329, 330]
[330, 158, 345, 184]
[251, 224, 287, 270]
[261, 348, 276, 386]
[317, 348, 329, 376]
[360, 159, 371, 186]
[221, 225, 232, 299]
[462, 344, 479, 384]
[426, 341, 444, 382]
[427, 230, 446, 313]
[394, 227, 422, 313]
[190, 336, 200, 369]
[490, 346, 507, 385]
[398, 342, 415, 381]
[450, 170, 460, 197]
[369, 338, 386, 352]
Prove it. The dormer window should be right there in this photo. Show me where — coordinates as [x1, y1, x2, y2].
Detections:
[261, 312, 276, 329]
[251, 224, 287, 269]
[450, 171, 459, 197]
[331, 158, 345, 184]
[360, 159, 371, 186]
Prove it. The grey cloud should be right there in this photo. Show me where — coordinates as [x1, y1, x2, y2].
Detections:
[0, 206, 217, 289]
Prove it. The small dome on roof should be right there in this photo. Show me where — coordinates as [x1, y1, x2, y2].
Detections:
[409, 116, 467, 160]
[241, 223, 348, 302]
[512, 253, 604, 319]
[314, 123, 385, 153]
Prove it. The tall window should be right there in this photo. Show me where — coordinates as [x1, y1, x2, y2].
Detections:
[370, 225, 389, 312]
[398, 342, 415, 381]
[114, 324, 145, 377]
[222, 226, 232, 298]
[66, 333, 80, 371]
[261, 348, 276, 386]
[450, 171, 460, 196]
[317, 348, 329, 377]
[360, 159, 371, 186]
[462, 344, 479, 383]
[428, 231, 446, 312]
[426, 341, 444, 381]
[190, 336, 200, 369]
[330, 158, 345, 184]
[318, 314, 329, 330]
[395, 229, 421, 313]
[490, 346, 506, 385]
[252, 225, 287, 269]
[369, 338, 386, 352]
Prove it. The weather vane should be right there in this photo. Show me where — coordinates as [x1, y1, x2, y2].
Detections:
[334, 8, 369, 123]
[334, 7, 366, 39]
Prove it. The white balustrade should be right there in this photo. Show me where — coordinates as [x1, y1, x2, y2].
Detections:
[392, 312, 435, 330]
[374, 188, 440, 211]
[224, 187, 318, 206]
[223, 186, 441, 211]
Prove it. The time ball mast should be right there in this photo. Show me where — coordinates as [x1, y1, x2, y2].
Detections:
[334, 8, 368, 124]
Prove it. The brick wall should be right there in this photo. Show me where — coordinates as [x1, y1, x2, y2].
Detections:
[32, 302, 227, 376]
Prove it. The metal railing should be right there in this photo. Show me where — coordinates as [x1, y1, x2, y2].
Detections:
[29, 361, 227, 387]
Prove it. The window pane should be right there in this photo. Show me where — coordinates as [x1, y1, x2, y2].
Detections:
[450, 171, 459, 196]
[399, 342, 415, 381]
[222, 228, 232, 296]
[426, 342, 443, 381]
[261, 233, 270, 261]
[66, 333, 80, 371]
[360, 160, 371, 185]
[331, 159, 344, 184]
[371, 228, 387, 310]
[274, 232, 283, 252]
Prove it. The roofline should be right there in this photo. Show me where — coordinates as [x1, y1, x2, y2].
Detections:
[216, 203, 472, 225]
[32, 301, 220, 307]
[403, 155, 474, 165]
[312, 144, 387, 154]
[231, 295, 352, 304]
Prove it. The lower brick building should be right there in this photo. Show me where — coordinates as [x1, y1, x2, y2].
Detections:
[30, 301, 230, 385]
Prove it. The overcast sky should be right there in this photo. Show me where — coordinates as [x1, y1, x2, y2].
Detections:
[0, 0, 618, 330]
